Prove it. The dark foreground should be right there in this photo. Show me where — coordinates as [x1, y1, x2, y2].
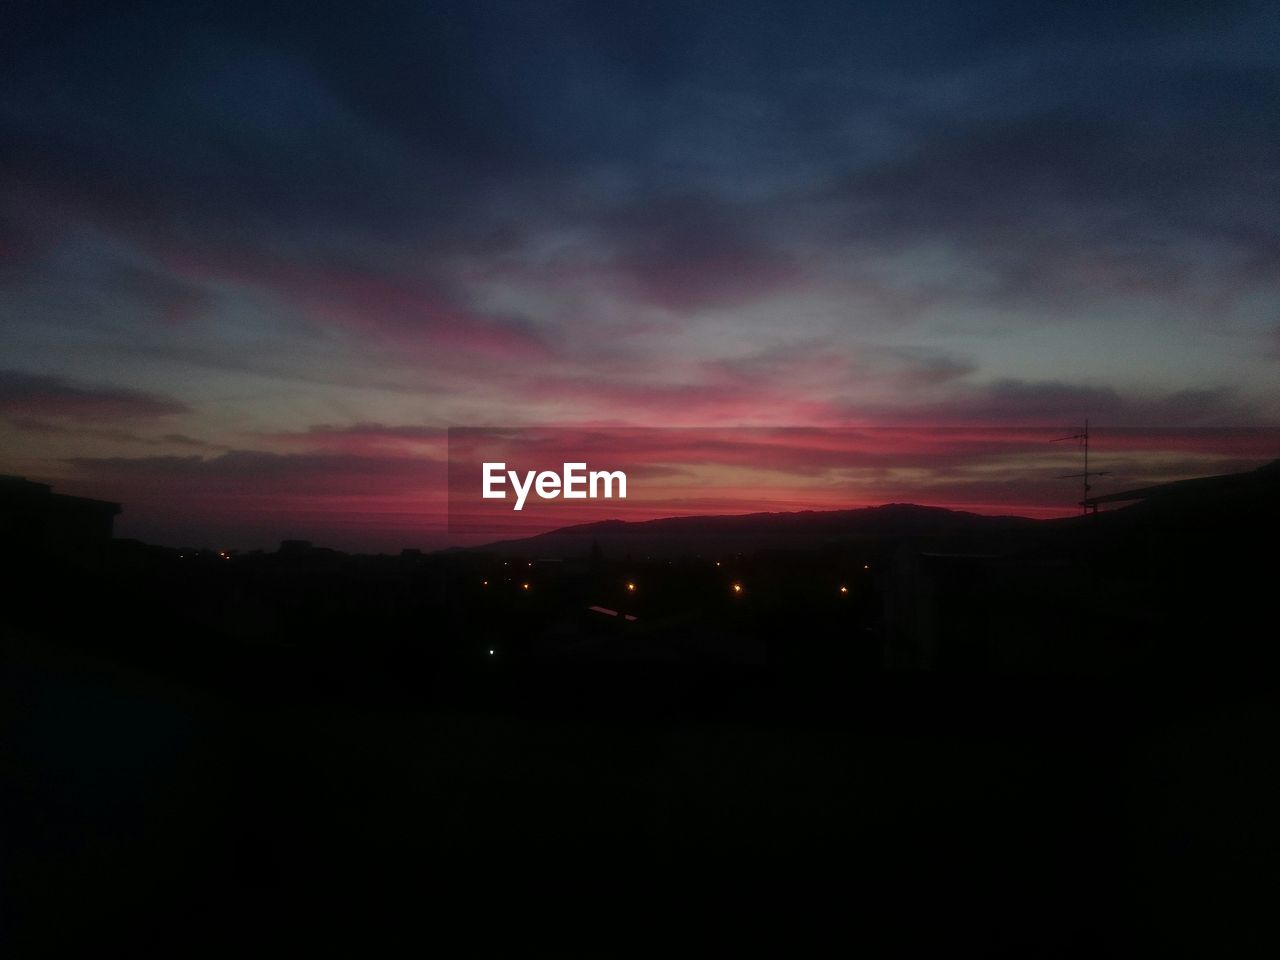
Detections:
[5, 477, 1280, 954]
[4, 630, 1277, 957]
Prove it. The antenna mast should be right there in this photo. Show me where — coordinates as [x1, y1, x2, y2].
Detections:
[1052, 418, 1109, 514]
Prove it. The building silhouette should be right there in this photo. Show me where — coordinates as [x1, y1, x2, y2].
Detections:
[0, 475, 120, 557]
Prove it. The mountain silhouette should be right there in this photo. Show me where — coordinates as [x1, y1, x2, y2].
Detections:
[472, 457, 1280, 558]
[475, 502, 1040, 557]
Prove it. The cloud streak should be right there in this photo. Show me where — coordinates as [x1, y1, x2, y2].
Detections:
[0, 369, 188, 421]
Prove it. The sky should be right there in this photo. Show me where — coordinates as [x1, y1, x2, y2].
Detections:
[2, 1, 1278, 550]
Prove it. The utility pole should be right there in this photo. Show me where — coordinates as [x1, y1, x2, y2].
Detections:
[1052, 418, 1109, 514]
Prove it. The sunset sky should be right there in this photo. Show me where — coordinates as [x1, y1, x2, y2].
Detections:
[2, 1, 1278, 550]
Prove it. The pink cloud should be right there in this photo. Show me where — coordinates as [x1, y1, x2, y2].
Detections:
[161, 249, 552, 360]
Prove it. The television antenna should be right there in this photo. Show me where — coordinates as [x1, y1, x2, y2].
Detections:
[1052, 418, 1109, 514]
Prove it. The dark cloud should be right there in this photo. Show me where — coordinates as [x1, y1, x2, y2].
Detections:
[592, 194, 798, 310]
[0, 369, 188, 421]
[156, 250, 552, 356]
[6, 419, 214, 448]
[65, 449, 439, 496]
[4, 0, 1276, 329]
[857, 378, 1261, 427]
[160, 433, 215, 447]
[259, 423, 446, 456]
[817, 95, 1280, 317]
[305, 423, 440, 440]
[107, 263, 213, 326]
[872, 348, 979, 389]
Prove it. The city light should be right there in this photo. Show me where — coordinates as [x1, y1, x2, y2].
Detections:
[839, 585, 848, 594]
[732, 583, 743, 595]
[626, 582, 636, 592]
